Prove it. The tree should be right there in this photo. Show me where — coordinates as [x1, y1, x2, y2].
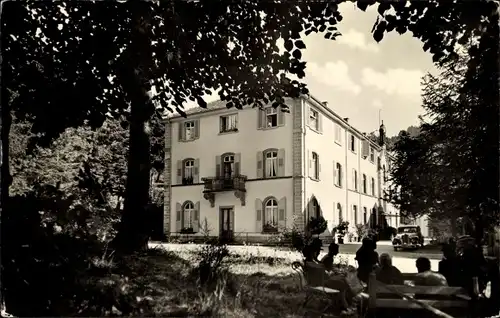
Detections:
[388, 16, 499, 242]
[3, 1, 499, 254]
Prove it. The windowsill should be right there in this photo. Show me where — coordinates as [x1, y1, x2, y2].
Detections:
[334, 140, 342, 146]
[180, 137, 198, 143]
[350, 150, 357, 154]
[219, 130, 239, 135]
[334, 184, 342, 189]
[258, 125, 282, 130]
[309, 176, 320, 182]
[308, 125, 322, 134]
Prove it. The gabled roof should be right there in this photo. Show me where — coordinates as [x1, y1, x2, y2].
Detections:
[163, 99, 230, 120]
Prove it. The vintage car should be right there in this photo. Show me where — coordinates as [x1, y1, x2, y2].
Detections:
[392, 225, 425, 250]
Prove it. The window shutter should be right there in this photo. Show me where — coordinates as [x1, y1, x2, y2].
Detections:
[339, 164, 342, 187]
[278, 148, 285, 177]
[278, 107, 285, 126]
[362, 140, 369, 157]
[352, 169, 355, 190]
[178, 123, 183, 141]
[177, 160, 182, 184]
[194, 120, 200, 138]
[234, 153, 241, 175]
[215, 155, 221, 177]
[307, 107, 311, 127]
[278, 197, 286, 231]
[333, 160, 337, 185]
[318, 113, 323, 132]
[255, 198, 263, 233]
[176, 203, 182, 232]
[193, 159, 200, 183]
[308, 150, 312, 177]
[256, 151, 263, 178]
[258, 109, 264, 129]
[193, 201, 200, 232]
[318, 155, 321, 180]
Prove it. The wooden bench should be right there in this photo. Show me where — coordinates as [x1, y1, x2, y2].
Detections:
[368, 272, 478, 317]
[291, 261, 348, 311]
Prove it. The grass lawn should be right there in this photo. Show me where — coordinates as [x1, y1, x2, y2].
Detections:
[83, 243, 353, 317]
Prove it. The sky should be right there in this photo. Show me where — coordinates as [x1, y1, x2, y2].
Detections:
[182, 3, 437, 137]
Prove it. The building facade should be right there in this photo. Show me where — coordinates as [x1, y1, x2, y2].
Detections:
[163, 94, 426, 242]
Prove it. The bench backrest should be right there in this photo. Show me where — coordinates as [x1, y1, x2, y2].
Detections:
[368, 272, 475, 312]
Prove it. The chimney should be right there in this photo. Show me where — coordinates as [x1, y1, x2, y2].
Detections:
[322, 101, 328, 107]
[343, 117, 349, 123]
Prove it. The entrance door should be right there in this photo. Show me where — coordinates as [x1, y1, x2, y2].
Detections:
[220, 207, 234, 242]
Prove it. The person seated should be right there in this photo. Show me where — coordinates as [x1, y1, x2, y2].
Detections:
[356, 237, 380, 283]
[414, 257, 449, 300]
[438, 243, 461, 287]
[301, 244, 327, 287]
[375, 253, 404, 285]
[415, 257, 448, 286]
[321, 242, 339, 271]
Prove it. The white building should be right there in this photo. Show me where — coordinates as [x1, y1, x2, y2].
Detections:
[162, 94, 427, 242]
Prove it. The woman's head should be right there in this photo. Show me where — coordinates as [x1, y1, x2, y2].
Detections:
[362, 237, 374, 250]
[379, 253, 392, 268]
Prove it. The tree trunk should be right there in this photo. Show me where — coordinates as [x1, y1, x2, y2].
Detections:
[111, 2, 155, 254]
[1, 105, 14, 313]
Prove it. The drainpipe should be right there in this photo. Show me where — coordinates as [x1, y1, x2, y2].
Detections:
[301, 99, 308, 232]
[344, 118, 349, 231]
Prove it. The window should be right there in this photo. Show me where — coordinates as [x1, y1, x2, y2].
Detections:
[312, 152, 319, 180]
[362, 174, 367, 194]
[352, 169, 358, 190]
[334, 124, 342, 144]
[223, 154, 235, 178]
[220, 114, 238, 133]
[371, 177, 375, 196]
[184, 121, 196, 141]
[310, 198, 320, 218]
[337, 203, 342, 223]
[383, 165, 386, 182]
[350, 134, 356, 152]
[183, 159, 195, 184]
[363, 207, 367, 224]
[264, 198, 279, 231]
[353, 205, 358, 225]
[265, 150, 278, 178]
[370, 147, 375, 162]
[266, 107, 278, 128]
[309, 108, 319, 130]
[335, 162, 342, 187]
[183, 201, 195, 229]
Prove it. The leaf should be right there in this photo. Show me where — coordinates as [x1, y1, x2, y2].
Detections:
[324, 32, 332, 39]
[292, 49, 302, 60]
[378, 2, 391, 15]
[284, 39, 294, 52]
[373, 21, 387, 43]
[197, 97, 207, 108]
[295, 40, 306, 49]
[319, 25, 326, 32]
[357, 1, 369, 12]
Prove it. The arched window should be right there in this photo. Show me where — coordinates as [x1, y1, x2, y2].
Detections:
[335, 163, 342, 187]
[370, 177, 375, 196]
[264, 198, 279, 229]
[183, 201, 195, 229]
[264, 150, 278, 178]
[310, 197, 320, 219]
[337, 203, 342, 223]
[363, 207, 367, 224]
[312, 152, 319, 179]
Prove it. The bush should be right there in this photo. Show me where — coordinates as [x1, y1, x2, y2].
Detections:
[192, 240, 230, 291]
[306, 216, 328, 235]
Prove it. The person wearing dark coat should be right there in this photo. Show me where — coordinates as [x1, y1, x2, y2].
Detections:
[355, 237, 379, 283]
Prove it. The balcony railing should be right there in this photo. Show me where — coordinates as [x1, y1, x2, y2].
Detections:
[201, 175, 247, 207]
[202, 175, 247, 192]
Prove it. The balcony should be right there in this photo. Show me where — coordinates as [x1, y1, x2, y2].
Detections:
[201, 175, 247, 207]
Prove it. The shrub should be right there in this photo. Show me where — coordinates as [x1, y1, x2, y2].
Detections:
[306, 216, 328, 236]
[336, 221, 350, 236]
[192, 240, 230, 291]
